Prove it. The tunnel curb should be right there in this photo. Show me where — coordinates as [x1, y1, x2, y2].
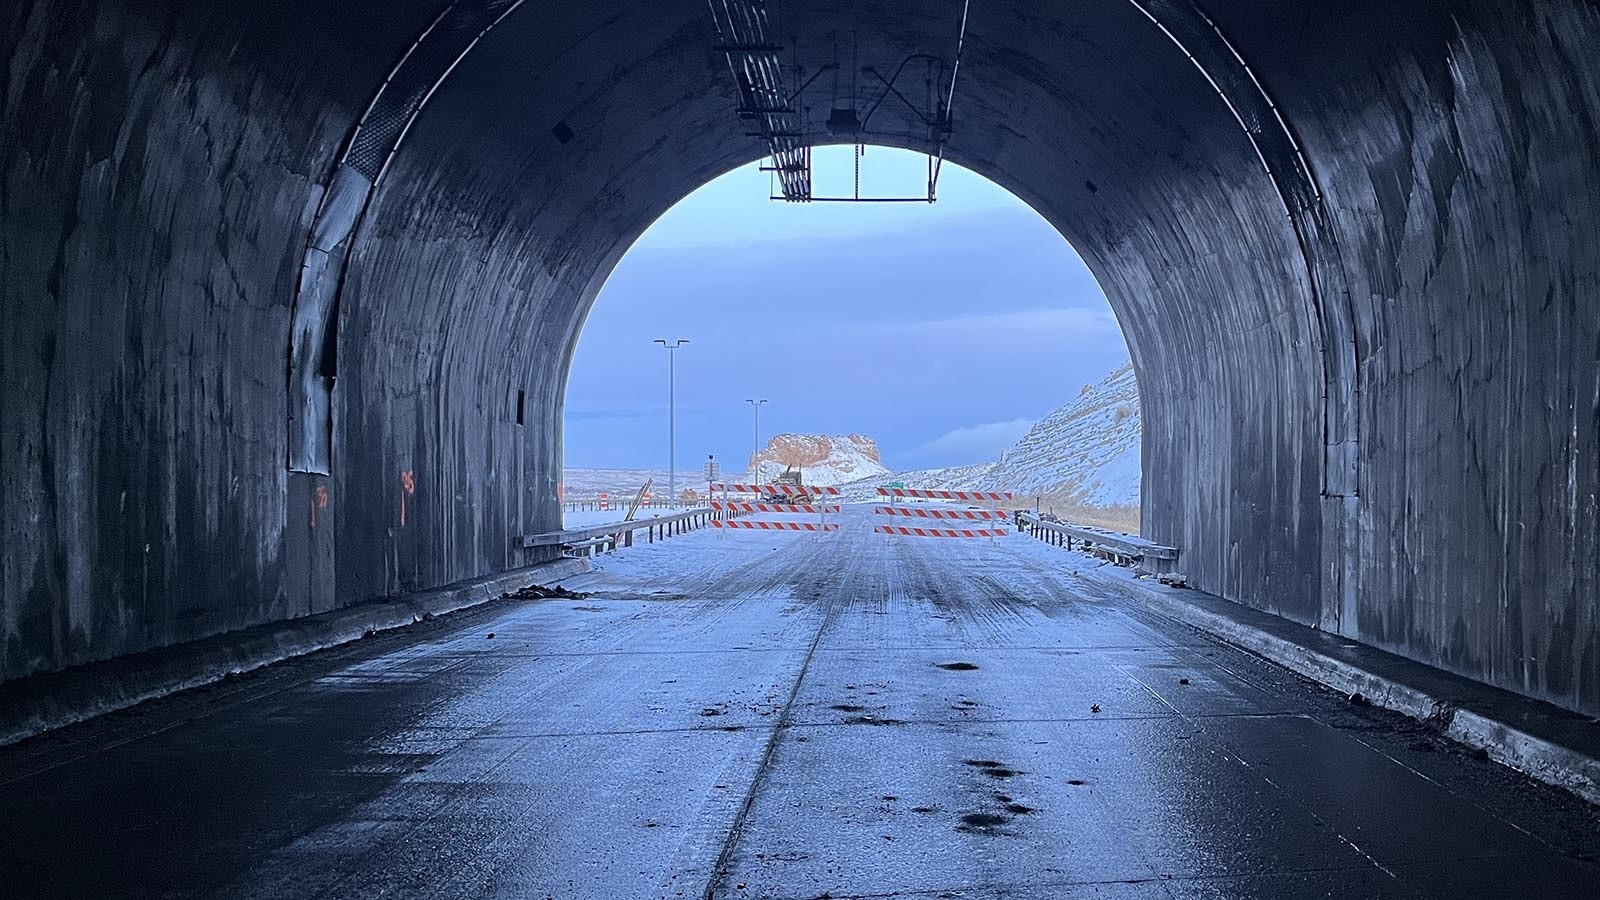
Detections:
[1091, 569, 1600, 807]
[0, 557, 591, 748]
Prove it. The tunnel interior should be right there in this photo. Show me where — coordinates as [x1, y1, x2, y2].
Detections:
[2, 0, 1596, 716]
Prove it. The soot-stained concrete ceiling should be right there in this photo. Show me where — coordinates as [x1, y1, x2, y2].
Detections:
[1, 0, 1596, 715]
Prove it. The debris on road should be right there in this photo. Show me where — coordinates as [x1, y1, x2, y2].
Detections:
[502, 583, 591, 601]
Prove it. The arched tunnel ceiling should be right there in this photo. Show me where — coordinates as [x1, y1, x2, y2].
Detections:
[1, 0, 1596, 717]
[337, 0, 1336, 649]
[358, 0, 1308, 361]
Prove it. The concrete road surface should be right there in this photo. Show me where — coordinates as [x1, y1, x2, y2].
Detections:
[2, 507, 1597, 899]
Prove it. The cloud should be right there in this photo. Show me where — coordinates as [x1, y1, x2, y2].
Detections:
[908, 417, 1038, 462]
[855, 307, 1120, 342]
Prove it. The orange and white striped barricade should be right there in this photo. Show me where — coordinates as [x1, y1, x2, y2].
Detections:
[872, 525, 1008, 538]
[875, 487, 1013, 503]
[598, 492, 610, 511]
[712, 520, 840, 533]
[873, 487, 1016, 541]
[761, 484, 842, 497]
[872, 506, 1008, 521]
[712, 501, 842, 515]
[707, 483, 840, 538]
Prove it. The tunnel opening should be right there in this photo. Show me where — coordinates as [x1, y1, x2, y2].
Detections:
[561, 145, 1140, 533]
[4, 2, 1600, 895]
[1, 0, 1594, 726]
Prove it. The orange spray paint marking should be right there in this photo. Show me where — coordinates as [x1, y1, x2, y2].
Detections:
[311, 484, 330, 528]
[400, 470, 416, 526]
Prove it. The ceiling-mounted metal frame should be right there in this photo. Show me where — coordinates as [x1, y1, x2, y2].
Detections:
[708, 0, 971, 204]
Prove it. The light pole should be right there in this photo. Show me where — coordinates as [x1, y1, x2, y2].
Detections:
[655, 339, 688, 506]
[746, 399, 768, 487]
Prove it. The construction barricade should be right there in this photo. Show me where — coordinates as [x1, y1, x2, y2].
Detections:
[872, 487, 1014, 539]
[876, 487, 1014, 503]
[713, 520, 838, 533]
[873, 506, 1009, 521]
[709, 483, 840, 534]
[873, 525, 1009, 538]
[712, 501, 842, 515]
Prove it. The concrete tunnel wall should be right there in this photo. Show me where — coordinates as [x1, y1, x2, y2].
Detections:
[1, 1, 1596, 714]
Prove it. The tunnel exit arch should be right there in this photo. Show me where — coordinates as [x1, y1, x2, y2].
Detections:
[326, 0, 1338, 651]
[558, 143, 1141, 497]
[2, 0, 1595, 718]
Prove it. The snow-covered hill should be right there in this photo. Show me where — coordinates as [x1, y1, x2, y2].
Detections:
[978, 361, 1140, 505]
[867, 361, 1141, 507]
[750, 433, 892, 487]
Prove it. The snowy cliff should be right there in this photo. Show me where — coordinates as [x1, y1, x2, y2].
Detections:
[881, 361, 1141, 507]
[750, 433, 893, 487]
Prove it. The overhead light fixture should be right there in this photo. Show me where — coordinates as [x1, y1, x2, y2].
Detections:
[826, 106, 861, 136]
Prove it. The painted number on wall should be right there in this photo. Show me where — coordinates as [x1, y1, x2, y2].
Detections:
[311, 484, 330, 528]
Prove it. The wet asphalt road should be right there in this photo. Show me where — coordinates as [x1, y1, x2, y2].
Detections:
[2, 507, 1597, 899]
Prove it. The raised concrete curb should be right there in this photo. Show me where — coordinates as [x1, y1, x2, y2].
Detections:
[1085, 566, 1600, 806]
[0, 557, 590, 748]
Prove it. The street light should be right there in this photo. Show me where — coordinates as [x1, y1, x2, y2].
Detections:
[654, 339, 689, 506]
[746, 399, 768, 487]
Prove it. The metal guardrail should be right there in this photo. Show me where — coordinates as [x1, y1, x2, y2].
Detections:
[516, 508, 714, 555]
[1016, 511, 1178, 571]
[561, 499, 694, 512]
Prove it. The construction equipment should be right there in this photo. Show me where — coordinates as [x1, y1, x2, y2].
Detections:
[773, 465, 803, 489]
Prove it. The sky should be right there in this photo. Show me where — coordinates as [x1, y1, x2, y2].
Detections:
[564, 145, 1130, 474]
